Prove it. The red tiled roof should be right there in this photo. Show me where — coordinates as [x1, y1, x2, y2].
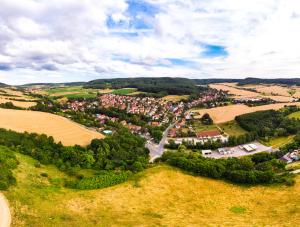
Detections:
[197, 130, 221, 138]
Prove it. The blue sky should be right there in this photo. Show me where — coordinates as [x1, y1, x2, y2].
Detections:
[0, 0, 300, 84]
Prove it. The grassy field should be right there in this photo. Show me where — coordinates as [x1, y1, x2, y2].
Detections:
[0, 108, 103, 146]
[286, 161, 300, 171]
[260, 136, 295, 148]
[0, 88, 37, 108]
[162, 95, 189, 102]
[192, 120, 218, 133]
[5, 155, 300, 227]
[288, 111, 300, 119]
[45, 86, 98, 99]
[112, 88, 137, 95]
[218, 120, 247, 136]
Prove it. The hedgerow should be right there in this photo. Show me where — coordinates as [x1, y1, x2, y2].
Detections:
[66, 171, 132, 190]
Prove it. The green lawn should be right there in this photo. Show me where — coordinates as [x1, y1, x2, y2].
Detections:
[260, 135, 295, 148]
[218, 120, 247, 137]
[44, 86, 98, 99]
[112, 88, 137, 95]
[286, 161, 300, 171]
[288, 111, 300, 119]
[192, 120, 218, 133]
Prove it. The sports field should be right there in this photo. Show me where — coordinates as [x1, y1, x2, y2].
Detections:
[0, 109, 103, 146]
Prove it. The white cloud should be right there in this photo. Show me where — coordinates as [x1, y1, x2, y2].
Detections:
[0, 0, 300, 84]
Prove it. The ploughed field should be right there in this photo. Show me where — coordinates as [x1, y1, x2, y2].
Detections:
[0, 108, 103, 146]
[193, 102, 300, 123]
[6, 157, 300, 227]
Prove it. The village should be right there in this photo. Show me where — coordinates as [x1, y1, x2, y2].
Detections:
[61, 89, 226, 139]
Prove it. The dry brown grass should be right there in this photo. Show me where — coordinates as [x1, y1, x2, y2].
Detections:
[192, 102, 300, 123]
[0, 98, 36, 108]
[210, 83, 258, 97]
[7, 163, 300, 227]
[210, 83, 297, 102]
[0, 108, 104, 146]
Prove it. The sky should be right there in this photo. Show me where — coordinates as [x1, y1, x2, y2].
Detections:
[1, 0, 300, 84]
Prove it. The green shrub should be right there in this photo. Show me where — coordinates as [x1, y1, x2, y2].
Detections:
[0, 146, 18, 190]
[40, 172, 48, 177]
[66, 171, 132, 190]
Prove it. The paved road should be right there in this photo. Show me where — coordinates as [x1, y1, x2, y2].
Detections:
[0, 193, 11, 227]
[147, 122, 175, 162]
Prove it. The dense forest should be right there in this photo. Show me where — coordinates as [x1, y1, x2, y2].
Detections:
[237, 77, 300, 86]
[0, 126, 149, 175]
[84, 77, 207, 95]
[235, 107, 300, 138]
[193, 78, 242, 85]
[193, 77, 300, 86]
[160, 149, 294, 185]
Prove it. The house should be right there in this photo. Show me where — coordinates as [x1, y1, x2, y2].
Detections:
[151, 121, 160, 127]
[168, 128, 177, 138]
[197, 130, 221, 139]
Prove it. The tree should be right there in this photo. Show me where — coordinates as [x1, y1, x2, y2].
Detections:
[201, 113, 213, 125]
[132, 161, 144, 172]
[178, 144, 187, 153]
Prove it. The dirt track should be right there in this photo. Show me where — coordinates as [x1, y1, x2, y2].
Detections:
[0, 193, 11, 227]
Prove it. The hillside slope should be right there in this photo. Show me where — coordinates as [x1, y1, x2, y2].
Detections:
[6, 159, 300, 227]
[0, 108, 103, 146]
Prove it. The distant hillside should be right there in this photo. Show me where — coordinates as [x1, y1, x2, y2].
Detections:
[22, 82, 86, 87]
[85, 77, 206, 95]
[237, 77, 300, 86]
[0, 82, 7, 87]
[193, 77, 300, 86]
[193, 79, 242, 85]
[20, 77, 300, 90]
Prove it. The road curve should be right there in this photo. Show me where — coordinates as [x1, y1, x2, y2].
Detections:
[147, 122, 175, 162]
[0, 193, 11, 227]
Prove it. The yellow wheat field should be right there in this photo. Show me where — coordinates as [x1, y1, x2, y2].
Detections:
[0, 108, 104, 146]
[193, 102, 300, 123]
[0, 98, 36, 108]
[209, 83, 297, 102]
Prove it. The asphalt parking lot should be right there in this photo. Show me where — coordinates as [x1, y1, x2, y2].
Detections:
[203, 141, 274, 159]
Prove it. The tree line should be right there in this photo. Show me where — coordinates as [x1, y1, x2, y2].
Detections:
[84, 77, 208, 95]
[235, 107, 300, 139]
[0, 126, 149, 177]
[160, 150, 295, 185]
